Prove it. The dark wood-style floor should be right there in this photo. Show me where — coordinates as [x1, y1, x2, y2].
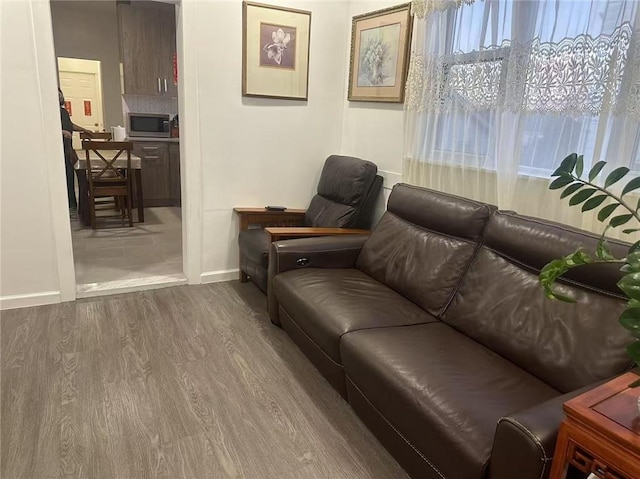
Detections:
[1, 282, 407, 479]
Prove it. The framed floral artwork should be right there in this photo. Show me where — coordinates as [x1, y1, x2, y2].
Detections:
[348, 3, 413, 103]
[242, 1, 311, 100]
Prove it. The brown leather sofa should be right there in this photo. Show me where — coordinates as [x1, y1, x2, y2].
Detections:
[268, 184, 633, 479]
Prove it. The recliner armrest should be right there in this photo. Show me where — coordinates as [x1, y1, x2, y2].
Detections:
[264, 226, 369, 242]
[267, 235, 369, 325]
[489, 379, 608, 479]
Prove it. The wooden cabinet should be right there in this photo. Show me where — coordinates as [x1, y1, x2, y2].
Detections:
[133, 142, 171, 207]
[169, 144, 181, 206]
[549, 371, 640, 479]
[118, 1, 176, 96]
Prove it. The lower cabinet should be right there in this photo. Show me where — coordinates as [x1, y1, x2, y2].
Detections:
[133, 141, 180, 207]
[169, 144, 181, 206]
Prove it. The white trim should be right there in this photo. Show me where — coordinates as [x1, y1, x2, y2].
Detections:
[76, 274, 187, 299]
[0, 291, 61, 311]
[177, 1, 203, 285]
[379, 170, 403, 190]
[200, 269, 239, 284]
[34, 0, 77, 302]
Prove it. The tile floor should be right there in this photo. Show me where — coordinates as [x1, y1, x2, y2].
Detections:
[70, 207, 183, 285]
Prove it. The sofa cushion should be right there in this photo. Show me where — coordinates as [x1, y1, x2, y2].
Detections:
[273, 268, 439, 363]
[443, 211, 632, 393]
[341, 323, 559, 479]
[356, 184, 494, 316]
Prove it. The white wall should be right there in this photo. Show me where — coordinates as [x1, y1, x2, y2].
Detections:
[1, 0, 76, 309]
[340, 1, 405, 182]
[180, 0, 351, 279]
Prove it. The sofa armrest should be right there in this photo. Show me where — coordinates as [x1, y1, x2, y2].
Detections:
[267, 235, 369, 325]
[264, 227, 369, 242]
[488, 380, 609, 479]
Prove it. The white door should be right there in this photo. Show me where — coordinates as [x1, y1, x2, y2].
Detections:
[57, 58, 105, 150]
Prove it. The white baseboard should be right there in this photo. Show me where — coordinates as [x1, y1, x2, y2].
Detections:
[0, 291, 61, 311]
[200, 269, 239, 284]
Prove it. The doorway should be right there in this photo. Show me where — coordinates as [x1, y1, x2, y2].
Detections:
[50, 0, 187, 296]
[57, 57, 104, 150]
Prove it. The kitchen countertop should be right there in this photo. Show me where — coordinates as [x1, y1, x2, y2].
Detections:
[126, 137, 180, 143]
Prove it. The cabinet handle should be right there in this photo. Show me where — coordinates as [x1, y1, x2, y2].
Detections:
[141, 146, 159, 151]
[144, 155, 161, 160]
[164, 78, 168, 93]
[157, 78, 161, 93]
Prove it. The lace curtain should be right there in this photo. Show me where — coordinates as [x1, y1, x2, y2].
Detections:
[404, 0, 640, 240]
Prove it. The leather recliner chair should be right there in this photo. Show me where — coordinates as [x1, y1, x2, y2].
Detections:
[237, 155, 383, 293]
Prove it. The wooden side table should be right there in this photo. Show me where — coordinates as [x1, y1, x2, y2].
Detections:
[549, 371, 640, 479]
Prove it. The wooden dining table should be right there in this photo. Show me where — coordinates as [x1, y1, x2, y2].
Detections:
[74, 150, 145, 226]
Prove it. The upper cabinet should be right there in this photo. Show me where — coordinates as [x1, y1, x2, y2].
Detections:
[118, 1, 177, 97]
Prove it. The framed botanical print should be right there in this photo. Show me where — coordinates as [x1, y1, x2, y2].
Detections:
[242, 1, 312, 100]
[348, 3, 413, 103]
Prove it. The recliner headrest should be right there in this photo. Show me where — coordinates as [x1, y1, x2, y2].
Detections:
[316, 155, 378, 206]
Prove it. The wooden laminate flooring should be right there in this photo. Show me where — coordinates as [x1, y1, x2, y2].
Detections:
[1, 282, 408, 479]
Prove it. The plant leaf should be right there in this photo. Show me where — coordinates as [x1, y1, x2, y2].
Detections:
[623, 228, 640, 234]
[596, 238, 614, 261]
[630, 240, 640, 255]
[582, 195, 607, 212]
[566, 250, 591, 266]
[575, 155, 584, 178]
[621, 177, 640, 197]
[560, 183, 583, 199]
[610, 214, 634, 228]
[627, 251, 640, 268]
[617, 272, 640, 300]
[604, 167, 630, 188]
[552, 153, 578, 177]
[597, 203, 619, 222]
[588, 160, 607, 182]
[626, 341, 640, 367]
[569, 188, 596, 206]
[549, 175, 574, 190]
[619, 307, 640, 336]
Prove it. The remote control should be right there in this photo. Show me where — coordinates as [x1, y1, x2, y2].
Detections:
[265, 206, 287, 211]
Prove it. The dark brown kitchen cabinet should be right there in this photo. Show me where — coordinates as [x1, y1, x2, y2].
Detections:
[169, 144, 181, 206]
[118, 1, 177, 96]
[133, 142, 171, 207]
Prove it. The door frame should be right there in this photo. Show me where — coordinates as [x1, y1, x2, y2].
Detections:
[41, 0, 202, 301]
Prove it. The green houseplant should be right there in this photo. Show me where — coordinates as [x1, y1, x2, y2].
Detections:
[539, 153, 640, 383]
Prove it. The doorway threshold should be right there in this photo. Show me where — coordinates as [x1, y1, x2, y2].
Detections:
[76, 273, 187, 299]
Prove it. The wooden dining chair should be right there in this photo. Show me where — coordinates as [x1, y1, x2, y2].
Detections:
[83, 140, 134, 229]
[81, 131, 111, 142]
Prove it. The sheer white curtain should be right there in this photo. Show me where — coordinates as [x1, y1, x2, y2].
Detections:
[404, 0, 640, 240]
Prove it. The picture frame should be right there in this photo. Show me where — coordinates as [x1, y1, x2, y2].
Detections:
[242, 1, 312, 100]
[348, 3, 413, 103]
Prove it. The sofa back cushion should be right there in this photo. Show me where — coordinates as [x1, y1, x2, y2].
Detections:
[356, 184, 494, 316]
[442, 211, 632, 393]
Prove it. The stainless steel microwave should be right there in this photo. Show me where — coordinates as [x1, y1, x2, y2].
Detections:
[127, 113, 171, 137]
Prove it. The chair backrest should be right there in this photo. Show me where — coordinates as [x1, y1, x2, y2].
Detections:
[304, 155, 381, 228]
[81, 131, 111, 143]
[83, 140, 133, 184]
